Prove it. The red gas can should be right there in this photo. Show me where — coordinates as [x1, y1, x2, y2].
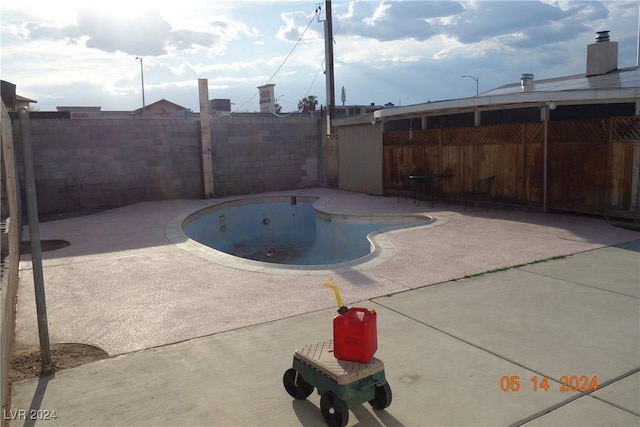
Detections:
[333, 307, 377, 363]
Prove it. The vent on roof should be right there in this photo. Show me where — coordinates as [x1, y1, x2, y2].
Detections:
[587, 30, 618, 76]
[595, 30, 610, 42]
[520, 73, 534, 92]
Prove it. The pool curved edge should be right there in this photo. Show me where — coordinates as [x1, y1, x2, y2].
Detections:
[164, 194, 448, 275]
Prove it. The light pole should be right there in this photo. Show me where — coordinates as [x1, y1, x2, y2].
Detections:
[135, 56, 146, 116]
[275, 95, 284, 113]
[461, 75, 479, 95]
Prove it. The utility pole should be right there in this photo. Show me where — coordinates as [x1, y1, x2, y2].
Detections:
[323, 0, 336, 134]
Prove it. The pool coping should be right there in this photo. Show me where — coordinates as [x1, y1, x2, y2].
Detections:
[165, 193, 447, 275]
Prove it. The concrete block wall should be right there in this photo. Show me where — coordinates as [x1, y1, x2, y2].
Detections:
[9, 114, 322, 214]
[12, 119, 202, 214]
[211, 115, 320, 196]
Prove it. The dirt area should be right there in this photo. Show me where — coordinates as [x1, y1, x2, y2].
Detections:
[10, 211, 110, 383]
[10, 343, 109, 382]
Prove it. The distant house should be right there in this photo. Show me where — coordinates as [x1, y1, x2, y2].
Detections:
[334, 104, 383, 118]
[57, 106, 102, 119]
[132, 99, 191, 119]
[54, 99, 194, 119]
[369, 30, 636, 131]
[1, 80, 37, 111]
[16, 95, 37, 110]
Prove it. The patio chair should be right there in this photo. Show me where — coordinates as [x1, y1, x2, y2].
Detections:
[464, 175, 496, 211]
[397, 171, 419, 203]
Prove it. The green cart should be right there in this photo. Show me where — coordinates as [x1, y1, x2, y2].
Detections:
[282, 339, 392, 427]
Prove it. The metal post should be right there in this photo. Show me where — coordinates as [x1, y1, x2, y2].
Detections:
[136, 57, 146, 116]
[17, 107, 53, 374]
[461, 75, 479, 95]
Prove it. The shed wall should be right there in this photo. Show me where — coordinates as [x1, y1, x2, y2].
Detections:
[337, 122, 383, 195]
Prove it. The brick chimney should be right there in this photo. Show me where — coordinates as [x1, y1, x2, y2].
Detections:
[586, 30, 618, 76]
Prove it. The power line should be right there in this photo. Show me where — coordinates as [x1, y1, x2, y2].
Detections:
[265, 8, 319, 86]
[305, 60, 324, 98]
[304, 6, 345, 100]
[234, 7, 320, 112]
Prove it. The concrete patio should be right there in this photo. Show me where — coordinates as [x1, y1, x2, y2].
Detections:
[8, 188, 640, 426]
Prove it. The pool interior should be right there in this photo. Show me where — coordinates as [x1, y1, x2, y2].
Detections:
[183, 196, 428, 266]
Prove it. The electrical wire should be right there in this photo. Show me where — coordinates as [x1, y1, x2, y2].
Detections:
[233, 7, 320, 112]
[264, 8, 319, 86]
[304, 61, 324, 98]
[304, 8, 345, 99]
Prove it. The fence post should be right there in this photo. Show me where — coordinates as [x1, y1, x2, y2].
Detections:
[542, 109, 549, 212]
[198, 79, 214, 198]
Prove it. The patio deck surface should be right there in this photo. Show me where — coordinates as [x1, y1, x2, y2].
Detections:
[8, 188, 640, 426]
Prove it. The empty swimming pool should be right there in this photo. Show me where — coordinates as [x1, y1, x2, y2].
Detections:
[182, 195, 431, 266]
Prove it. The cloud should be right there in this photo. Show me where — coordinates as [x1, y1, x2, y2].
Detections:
[24, 22, 81, 42]
[338, 0, 463, 41]
[440, 2, 569, 44]
[209, 18, 261, 39]
[77, 9, 172, 55]
[276, 10, 322, 42]
[169, 30, 220, 51]
[435, 1, 609, 48]
[333, 0, 613, 51]
[16, 8, 258, 57]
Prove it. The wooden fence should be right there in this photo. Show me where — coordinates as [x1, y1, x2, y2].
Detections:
[1, 104, 21, 426]
[383, 116, 639, 218]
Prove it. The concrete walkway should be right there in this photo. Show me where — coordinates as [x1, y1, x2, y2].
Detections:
[8, 188, 640, 426]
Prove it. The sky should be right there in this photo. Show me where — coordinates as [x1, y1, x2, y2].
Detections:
[1, 0, 639, 113]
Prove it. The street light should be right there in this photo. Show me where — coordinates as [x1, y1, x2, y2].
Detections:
[135, 56, 146, 116]
[461, 75, 479, 96]
[274, 95, 284, 113]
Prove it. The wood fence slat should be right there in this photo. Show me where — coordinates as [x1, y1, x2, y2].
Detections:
[382, 117, 637, 216]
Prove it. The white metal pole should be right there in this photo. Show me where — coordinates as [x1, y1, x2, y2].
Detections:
[18, 107, 53, 374]
[136, 57, 146, 116]
[637, 0, 640, 67]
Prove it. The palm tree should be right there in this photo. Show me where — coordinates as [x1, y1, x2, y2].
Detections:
[297, 95, 318, 113]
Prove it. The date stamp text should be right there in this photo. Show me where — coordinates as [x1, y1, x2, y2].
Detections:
[500, 375, 598, 392]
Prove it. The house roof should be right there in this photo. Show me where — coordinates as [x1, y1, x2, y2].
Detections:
[16, 94, 37, 103]
[133, 98, 187, 113]
[371, 66, 640, 122]
[482, 66, 640, 96]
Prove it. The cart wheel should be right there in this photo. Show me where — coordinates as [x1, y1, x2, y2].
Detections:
[283, 368, 314, 400]
[320, 391, 349, 427]
[368, 382, 392, 410]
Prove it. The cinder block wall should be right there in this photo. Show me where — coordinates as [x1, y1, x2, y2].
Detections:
[10, 114, 322, 214]
[211, 115, 320, 196]
[12, 119, 202, 214]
